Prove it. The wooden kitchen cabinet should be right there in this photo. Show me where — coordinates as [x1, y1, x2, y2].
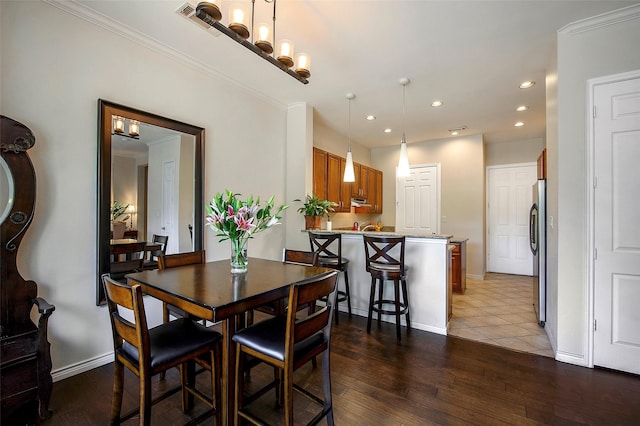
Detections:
[313, 147, 383, 214]
[351, 163, 369, 198]
[367, 168, 383, 213]
[326, 152, 351, 212]
[451, 239, 467, 294]
[537, 148, 546, 179]
[313, 147, 327, 200]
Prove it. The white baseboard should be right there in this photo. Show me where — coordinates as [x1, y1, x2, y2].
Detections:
[52, 352, 114, 383]
[555, 350, 589, 367]
[341, 307, 448, 336]
[467, 273, 485, 280]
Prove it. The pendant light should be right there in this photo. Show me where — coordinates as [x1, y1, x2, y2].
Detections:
[397, 77, 411, 177]
[343, 93, 356, 182]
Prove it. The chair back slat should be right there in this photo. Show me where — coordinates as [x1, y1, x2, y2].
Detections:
[102, 274, 149, 357]
[158, 250, 206, 270]
[363, 235, 406, 271]
[286, 271, 338, 350]
[110, 242, 146, 279]
[308, 232, 342, 261]
[282, 249, 318, 266]
[149, 234, 169, 258]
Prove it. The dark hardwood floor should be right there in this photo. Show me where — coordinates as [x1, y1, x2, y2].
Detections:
[45, 313, 639, 425]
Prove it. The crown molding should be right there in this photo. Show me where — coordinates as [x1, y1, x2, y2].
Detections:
[558, 3, 640, 35]
[42, 0, 287, 110]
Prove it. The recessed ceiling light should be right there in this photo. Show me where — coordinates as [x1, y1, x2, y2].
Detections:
[384, 128, 392, 133]
[516, 105, 529, 112]
[514, 121, 525, 127]
[519, 81, 535, 89]
[431, 101, 443, 107]
[366, 115, 376, 121]
[450, 131, 459, 136]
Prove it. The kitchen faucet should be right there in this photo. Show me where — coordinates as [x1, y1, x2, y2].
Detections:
[360, 223, 377, 232]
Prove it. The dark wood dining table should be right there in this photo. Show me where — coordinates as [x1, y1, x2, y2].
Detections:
[125, 257, 332, 425]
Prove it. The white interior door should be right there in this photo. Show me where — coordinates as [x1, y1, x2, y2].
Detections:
[487, 164, 537, 275]
[396, 165, 439, 235]
[593, 74, 640, 375]
[162, 160, 178, 254]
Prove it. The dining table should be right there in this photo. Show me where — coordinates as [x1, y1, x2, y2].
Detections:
[125, 257, 332, 425]
[110, 239, 162, 262]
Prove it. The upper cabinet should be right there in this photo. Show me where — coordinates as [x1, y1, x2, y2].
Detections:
[313, 147, 382, 214]
[313, 148, 327, 200]
[325, 152, 351, 212]
[351, 163, 372, 199]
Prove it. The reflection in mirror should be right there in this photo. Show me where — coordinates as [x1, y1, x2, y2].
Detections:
[97, 100, 204, 305]
[0, 156, 14, 224]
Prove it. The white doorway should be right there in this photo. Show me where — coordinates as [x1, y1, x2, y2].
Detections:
[395, 164, 440, 235]
[162, 160, 178, 254]
[590, 71, 640, 375]
[487, 164, 537, 275]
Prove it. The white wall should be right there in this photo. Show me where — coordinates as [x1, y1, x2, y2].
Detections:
[554, 5, 640, 365]
[371, 134, 485, 278]
[485, 138, 544, 166]
[1, 1, 291, 377]
[545, 46, 559, 354]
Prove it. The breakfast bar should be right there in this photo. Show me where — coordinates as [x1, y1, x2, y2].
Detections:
[310, 230, 454, 336]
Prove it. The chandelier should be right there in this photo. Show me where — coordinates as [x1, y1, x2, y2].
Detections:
[195, 1, 310, 84]
[112, 116, 140, 139]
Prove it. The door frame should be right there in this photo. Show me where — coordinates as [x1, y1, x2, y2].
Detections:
[485, 162, 537, 273]
[587, 69, 640, 369]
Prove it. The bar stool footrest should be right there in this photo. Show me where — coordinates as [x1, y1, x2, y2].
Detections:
[372, 299, 409, 316]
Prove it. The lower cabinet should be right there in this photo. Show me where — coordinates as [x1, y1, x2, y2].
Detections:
[451, 239, 467, 294]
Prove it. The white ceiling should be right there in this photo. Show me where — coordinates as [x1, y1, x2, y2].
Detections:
[64, 0, 638, 148]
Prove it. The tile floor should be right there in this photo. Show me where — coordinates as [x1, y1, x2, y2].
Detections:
[448, 272, 554, 357]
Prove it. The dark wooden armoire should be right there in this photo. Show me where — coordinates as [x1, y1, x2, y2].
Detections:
[1, 115, 55, 424]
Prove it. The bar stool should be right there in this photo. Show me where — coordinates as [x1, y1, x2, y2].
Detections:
[363, 235, 411, 341]
[309, 231, 352, 324]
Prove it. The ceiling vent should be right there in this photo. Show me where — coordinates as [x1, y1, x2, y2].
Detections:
[175, 2, 221, 36]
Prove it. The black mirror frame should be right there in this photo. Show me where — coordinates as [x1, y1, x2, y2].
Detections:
[97, 99, 204, 305]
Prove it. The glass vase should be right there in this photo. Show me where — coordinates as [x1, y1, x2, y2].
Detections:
[230, 238, 248, 274]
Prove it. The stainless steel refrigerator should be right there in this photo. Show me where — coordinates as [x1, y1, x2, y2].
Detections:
[529, 179, 546, 326]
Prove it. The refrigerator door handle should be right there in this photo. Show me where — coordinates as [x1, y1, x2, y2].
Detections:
[529, 204, 538, 255]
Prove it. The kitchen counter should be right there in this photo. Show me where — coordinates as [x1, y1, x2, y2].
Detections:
[310, 228, 453, 240]
[304, 230, 455, 335]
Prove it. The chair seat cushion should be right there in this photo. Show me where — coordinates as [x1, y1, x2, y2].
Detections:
[120, 318, 221, 369]
[317, 256, 349, 269]
[232, 316, 325, 362]
[369, 263, 409, 279]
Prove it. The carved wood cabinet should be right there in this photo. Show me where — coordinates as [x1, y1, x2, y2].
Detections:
[1, 116, 55, 424]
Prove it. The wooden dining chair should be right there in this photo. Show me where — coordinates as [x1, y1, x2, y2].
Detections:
[101, 274, 222, 426]
[109, 241, 146, 283]
[143, 234, 168, 270]
[309, 232, 352, 324]
[157, 251, 207, 380]
[158, 250, 206, 324]
[233, 270, 339, 426]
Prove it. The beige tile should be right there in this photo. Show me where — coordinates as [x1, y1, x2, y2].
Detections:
[449, 273, 553, 357]
[496, 312, 538, 325]
[475, 324, 532, 339]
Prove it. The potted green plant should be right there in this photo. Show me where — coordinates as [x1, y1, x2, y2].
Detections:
[294, 194, 336, 230]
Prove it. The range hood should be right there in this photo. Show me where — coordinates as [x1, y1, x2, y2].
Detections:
[351, 197, 370, 207]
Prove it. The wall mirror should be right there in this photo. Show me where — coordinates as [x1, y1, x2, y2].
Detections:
[0, 156, 14, 224]
[97, 100, 204, 305]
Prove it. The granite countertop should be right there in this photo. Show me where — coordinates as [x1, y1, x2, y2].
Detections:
[304, 229, 453, 240]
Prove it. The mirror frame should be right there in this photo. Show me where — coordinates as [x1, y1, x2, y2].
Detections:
[97, 99, 204, 305]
